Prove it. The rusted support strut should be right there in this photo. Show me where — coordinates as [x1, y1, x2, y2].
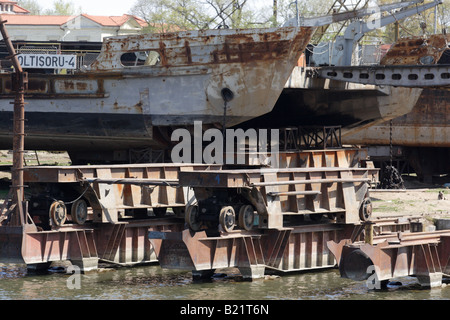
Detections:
[327, 230, 450, 288]
[0, 20, 29, 227]
[149, 219, 423, 280]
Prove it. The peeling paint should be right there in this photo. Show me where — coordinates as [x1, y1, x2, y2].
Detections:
[0, 26, 315, 152]
[380, 34, 450, 66]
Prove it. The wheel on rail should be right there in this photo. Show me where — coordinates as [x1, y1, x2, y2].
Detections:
[71, 199, 88, 225]
[219, 206, 236, 233]
[185, 205, 201, 231]
[49, 200, 67, 227]
[238, 205, 254, 231]
[359, 198, 372, 221]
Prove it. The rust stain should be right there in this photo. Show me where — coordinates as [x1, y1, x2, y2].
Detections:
[381, 34, 450, 65]
[134, 102, 143, 113]
[185, 40, 192, 64]
[158, 41, 167, 66]
[111, 100, 143, 113]
[63, 81, 75, 91]
[393, 88, 449, 128]
[211, 38, 293, 64]
[76, 82, 88, 91]
[27, 79, 48, 92]
[87, 26, 314, 71]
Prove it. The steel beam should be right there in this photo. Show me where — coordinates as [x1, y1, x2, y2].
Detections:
[311, 64, 450, 88]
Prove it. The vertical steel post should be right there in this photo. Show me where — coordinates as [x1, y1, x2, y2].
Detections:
[0, 20, 27, 226]
[364, 222, 375, 245]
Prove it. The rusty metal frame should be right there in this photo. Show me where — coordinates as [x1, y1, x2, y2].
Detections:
[179, 165, 378, 227]
[149, 218, 423, 279]
[280, 126, 342, 151]
[328, 230, 450, 288]
[23, 163, 222, 224]
[17, 218, 184, 271]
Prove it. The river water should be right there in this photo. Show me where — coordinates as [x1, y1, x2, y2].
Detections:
[0, 262, 449, 301]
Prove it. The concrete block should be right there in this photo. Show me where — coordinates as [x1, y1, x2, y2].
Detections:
[239, 265, 265, 280]
[417, 272, 443, 288]
[71, 257, 98, 273]
[435, 219, 450, 231]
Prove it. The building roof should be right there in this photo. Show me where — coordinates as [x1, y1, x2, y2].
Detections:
[0, 0, 30, 14]
[0, 13, 147, 27]
[81, 14, 148, 27]
[1, 14, 72, 25]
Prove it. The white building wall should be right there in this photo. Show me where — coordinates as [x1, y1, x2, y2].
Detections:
[6, 16, 144, 42]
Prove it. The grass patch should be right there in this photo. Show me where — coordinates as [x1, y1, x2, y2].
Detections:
[372, 199, 413, 213]
[425, 189, 448, 193]
[373, 205, 400, 212]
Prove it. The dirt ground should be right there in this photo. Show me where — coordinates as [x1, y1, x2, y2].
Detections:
[0, 150, 71, 167]
[0, 150, 449, 224]
[370, 176, 450, 227]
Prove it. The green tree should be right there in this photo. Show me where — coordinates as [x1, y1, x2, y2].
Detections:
[43, 0, 82, 15]
[365, 0, 449, 44]
[130, 0, 449, 38]
[16, 0, 43, 14]
[131, 0, 265, 32]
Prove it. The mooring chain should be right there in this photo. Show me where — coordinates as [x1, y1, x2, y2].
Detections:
[390, 119, 393, 169]
[380, 120, 405, 190]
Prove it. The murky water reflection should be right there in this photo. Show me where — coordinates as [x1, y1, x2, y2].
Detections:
[0, 263, 448, 300]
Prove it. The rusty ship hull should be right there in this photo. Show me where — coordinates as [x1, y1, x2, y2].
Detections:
[342, 35, 449, 147]
[243, 35, 449, 135]
[0, 26, 314, 157]
[343, 88, 450, 148]
[342, 88, 450, 179]
[341, 35, 450, 179]
[241, 70, 423, 137]
[0, 31, 446, 165]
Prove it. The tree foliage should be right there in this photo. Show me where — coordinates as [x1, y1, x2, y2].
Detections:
[130, 0, 449, 43]
[43, 0, 82, 15]
[347, 0, 449, 44]
[16, 0, 42, 14]
[130, 0, 268, 32]
[16, 0, 450, 44]
[17, 0, 81, 16]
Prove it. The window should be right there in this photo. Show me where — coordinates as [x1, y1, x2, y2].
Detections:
[120, 51, 161, 67]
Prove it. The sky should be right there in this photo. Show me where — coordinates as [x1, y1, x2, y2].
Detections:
[36, 0, 135, 16]
[35, 0, 273, 16]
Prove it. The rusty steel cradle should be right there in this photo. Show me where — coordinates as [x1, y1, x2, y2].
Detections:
[150, 218, 423, 280]
[0, 148, 383, 273]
